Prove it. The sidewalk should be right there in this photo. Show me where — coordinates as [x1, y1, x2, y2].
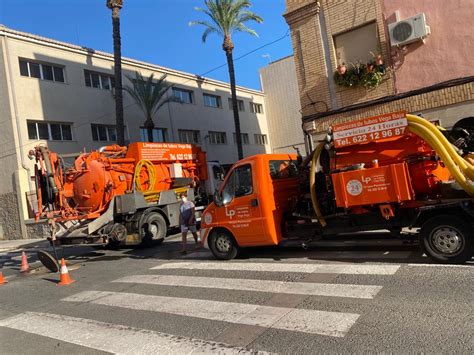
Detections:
[0, 238, 49, 253]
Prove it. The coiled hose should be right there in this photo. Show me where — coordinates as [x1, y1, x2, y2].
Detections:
[134, 160, 156, 193]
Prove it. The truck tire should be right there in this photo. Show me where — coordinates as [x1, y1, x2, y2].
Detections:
[140, 212, 167, 247]
[420, 215, 473, 264]
[209, 230, 239, 260]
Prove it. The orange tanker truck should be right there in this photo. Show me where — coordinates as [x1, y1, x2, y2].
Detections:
[200, 112, 474, 264]
[30, 142, 224, 247]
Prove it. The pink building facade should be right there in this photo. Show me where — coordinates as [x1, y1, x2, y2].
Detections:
[384, 0, 474, 93]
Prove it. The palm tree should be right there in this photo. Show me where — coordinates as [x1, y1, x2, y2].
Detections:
[124, 72, 177, 143]
[106, 0, 125, 146]
[190, 0, 262, 160]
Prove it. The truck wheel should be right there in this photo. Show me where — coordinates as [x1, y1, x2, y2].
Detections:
[420, 215, 473, 264]
[209, 230, 239, 260]
[140, 212, 167, 247]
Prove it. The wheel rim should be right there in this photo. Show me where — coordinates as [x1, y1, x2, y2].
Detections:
[148, 223, 160, 240]
[430, 226, 464, 255]
[215, 234, 232, 253]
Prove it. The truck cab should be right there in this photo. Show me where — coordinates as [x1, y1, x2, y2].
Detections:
[200, 154, 299, 259]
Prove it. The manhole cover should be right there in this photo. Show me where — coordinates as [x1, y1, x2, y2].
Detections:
[37, 250, 59, 273]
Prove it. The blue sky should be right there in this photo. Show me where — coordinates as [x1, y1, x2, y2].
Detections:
[0, 0, 292, 90]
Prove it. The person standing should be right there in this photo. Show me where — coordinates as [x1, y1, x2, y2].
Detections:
[179, 192, 199, 254]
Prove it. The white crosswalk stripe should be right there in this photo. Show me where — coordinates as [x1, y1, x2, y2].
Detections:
[113, 274, 383, 299]
[151, 261, 401, 275]
[0, 312, 264, 354]
[1, 259, 400, 352]
[62, 290, 360, 338]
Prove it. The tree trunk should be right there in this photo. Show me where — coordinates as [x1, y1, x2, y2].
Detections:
[111, 7, 125, 146]
[145, 117, 155, 142]
[147, 128, 154, 143]
[225, 49, 243, 160]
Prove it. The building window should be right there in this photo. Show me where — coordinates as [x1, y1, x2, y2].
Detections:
[250, 102, 264, 114]
[178, 129, 200, 144]
[228, 98, 245, 112]
[140, 127, 167, 142]
[233, 133, 249, 145]
[19, 59, 65, 83]
[84, 70, 115, 90]
[254, 134, 268, 145]
[209, 131, 227, 145]
[27, 121, 72, 141]
[334, 21, 378, 65]
[173, 88, 193, 104]
[91, 124, 120, 142]
[203, 94, 221, 108]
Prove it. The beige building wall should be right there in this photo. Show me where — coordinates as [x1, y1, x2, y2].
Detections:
[0, 25, 270, 239]
[260, 56, 305, 154]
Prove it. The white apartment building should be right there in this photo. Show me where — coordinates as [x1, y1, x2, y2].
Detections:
[0, 25, 270, 240]
[260, 56, 304, 154]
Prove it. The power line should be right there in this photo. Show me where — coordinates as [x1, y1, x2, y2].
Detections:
[0, 30, 291, 159]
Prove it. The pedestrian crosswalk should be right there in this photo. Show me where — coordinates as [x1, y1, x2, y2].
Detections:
[0, 259, 402, 353]
[113, 274, 383, 299]
[0, 312, 261, 354]
[152, 261, 401, 275]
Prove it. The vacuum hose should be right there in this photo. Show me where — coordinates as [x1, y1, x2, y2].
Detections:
[309, 142, 327, 227]
[133, 160, 156, 193]
[406, 114, 474, 196]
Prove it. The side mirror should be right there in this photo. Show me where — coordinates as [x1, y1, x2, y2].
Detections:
[213, 189, 223, 207]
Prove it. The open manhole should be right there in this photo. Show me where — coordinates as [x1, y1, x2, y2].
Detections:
[37, 250, 59, 273]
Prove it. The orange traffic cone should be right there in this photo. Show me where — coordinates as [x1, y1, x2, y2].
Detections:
[57, 258, 75, 286]
[20, 251, 29, 273]
[0, 272, 7, 285]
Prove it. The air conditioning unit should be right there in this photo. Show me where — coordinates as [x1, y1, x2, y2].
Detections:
[388, 13, 431, 46]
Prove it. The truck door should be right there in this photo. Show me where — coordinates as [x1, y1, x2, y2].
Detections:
[217, 163, 266, 245]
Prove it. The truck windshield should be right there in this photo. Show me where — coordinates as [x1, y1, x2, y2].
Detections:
[269, 160, 298, 180]
[222, 164, 253, 204]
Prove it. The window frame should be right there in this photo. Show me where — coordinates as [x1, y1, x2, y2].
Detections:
[233, 132, 249, 145]
[139, 127, 167, 143]
[208, 131, 227, 145]
[27, 120, 73, 141]
[178, 129, 201, 144]
[269, 160, 299, 180]
[19, 59, 65, 83]
[84, 70, 115, 91]
[250, 102, 264, 114]
[254, 134, 268, 145]
[203, 93, 222, 108]
[228, 98, 245, 112]
[172, 88, 194, 104]
[221, 164, 253, 205]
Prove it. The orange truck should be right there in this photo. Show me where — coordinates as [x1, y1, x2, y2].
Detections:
[200, 112, 474, 264]
[30, 142, 224, 247]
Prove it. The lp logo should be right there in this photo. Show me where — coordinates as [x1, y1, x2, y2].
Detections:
[362, 176, 372, 184]
[225, 207, 236, 219]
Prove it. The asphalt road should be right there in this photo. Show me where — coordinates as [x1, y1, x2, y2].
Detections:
[0, 234, 473, 354]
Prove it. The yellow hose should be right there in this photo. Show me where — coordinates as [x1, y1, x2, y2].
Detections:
[408, 122, 474, 196]
[406, 114, 472, 174]
[134, 160, 156, 193]
[309, 142, 327, 227]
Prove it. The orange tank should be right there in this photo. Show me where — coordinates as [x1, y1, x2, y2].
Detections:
[32, 142, 208, 221]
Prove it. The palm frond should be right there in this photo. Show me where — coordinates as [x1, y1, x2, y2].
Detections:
[124, 71, 175, 127]
[191, 0, 262, 41]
